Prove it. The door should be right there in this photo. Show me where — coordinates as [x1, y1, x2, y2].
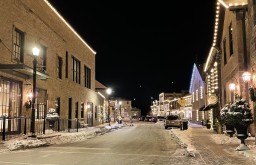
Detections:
[87, 102, 93, 126]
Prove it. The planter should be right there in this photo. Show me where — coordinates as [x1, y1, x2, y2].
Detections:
[234, 125, 250, 151]
[225, 124, 235, 137]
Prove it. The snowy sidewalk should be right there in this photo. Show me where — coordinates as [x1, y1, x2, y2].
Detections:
[0, 122, 125, 152]
[171, 122, 256, 162]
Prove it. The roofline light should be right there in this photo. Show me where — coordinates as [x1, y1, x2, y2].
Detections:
[44, 0, 96, 55]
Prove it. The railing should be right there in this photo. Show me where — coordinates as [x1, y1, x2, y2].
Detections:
[0, 116, 89, 142]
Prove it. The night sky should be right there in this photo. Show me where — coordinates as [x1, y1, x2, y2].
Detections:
[47, 0, 216, 115]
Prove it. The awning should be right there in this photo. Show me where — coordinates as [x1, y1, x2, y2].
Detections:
[203, 104, 216, 111]
[0, 64, 49, 80]
[199, 105, 206, 111]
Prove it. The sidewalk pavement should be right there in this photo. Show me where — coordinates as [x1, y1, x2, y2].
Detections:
[171, 122, 256, 162]
[0, 122, 125, 152]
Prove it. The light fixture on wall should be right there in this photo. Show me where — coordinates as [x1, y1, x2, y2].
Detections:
[25, 92, 33, 109]
[242, 71, 251, 82]
[229, 77, 238, 103]
[242, 71, 251, 102]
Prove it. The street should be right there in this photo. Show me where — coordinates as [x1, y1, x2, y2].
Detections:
[0, 121, 255, 165]
[0, 121, 192, 165]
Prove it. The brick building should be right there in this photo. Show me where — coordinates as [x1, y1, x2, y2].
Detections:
[0, 0, 103, 132]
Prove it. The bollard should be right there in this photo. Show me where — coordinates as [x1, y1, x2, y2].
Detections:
[43, 117, 46, 134]
[2, 116, 6, 141]
[57, 118, 60, 132]
[76, 118, 79, 132]
[24, 117, 27, 135]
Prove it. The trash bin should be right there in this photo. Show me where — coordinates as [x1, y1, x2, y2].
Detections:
[182, 121, 188, 130]
[180, 120, 188, 131]
[118, 119, 122, 124]
[206, 123, 211, 129]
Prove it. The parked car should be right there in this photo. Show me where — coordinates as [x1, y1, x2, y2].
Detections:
[164, 115, 181, 129]
[152, 116, 157, 122]
[139, 116, 145, 121]
[144, 116, 152, 122]
[157, 116, 165, 121]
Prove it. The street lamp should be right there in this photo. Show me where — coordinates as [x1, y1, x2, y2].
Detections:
[119, 101, 122, 124]
[119, 101, 122, 116]
[106, 88, 112, 126]
[31, 47, 39, 137]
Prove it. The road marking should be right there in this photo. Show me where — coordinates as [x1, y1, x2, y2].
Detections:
[49, 147, 111, 150]
[40, 150, 185, 158]
[0, 162, 58, 165]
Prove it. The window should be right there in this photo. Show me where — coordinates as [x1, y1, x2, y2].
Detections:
[38, 45, 47, 73]
[0, 78, 21, 117]
[13, 28, 24, 63]
[253, 1, 256, 26]
[72, 56, 80, 84]
[36, 103, 45, 119]
[35, 88, 47, 119]
[57, 56, 63, 79]
[166, 115, 179, 120]
[229, 23, 234, 56]
[84, 65, 91, 89]
[196, 89, 198, 101]
[200, 86, 203, 99]
[55, 97, 60, 115]
[223, 39, 227, 65]
[65, 51, 68, 78]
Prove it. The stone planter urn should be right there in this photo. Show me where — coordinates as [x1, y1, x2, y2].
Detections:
[220, 97, 253, 151]
[225, 124, 235, 137]
[234, 125, 250, 151]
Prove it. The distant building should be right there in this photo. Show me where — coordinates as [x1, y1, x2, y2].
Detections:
[131, 107, 141, 119]
[189, 63, 205, 124]
[109, 98, 132, 121]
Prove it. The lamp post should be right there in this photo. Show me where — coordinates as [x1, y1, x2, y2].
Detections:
[106, 88, 112, 126]
[31, 47, 40, 137]
[119, 101, 122, 124]
[119, 101, 122, 116]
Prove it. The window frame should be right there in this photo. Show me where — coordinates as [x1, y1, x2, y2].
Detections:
[12, 28, 24, 63]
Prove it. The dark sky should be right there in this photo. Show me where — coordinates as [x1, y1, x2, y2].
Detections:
[47, 1, 216, 115]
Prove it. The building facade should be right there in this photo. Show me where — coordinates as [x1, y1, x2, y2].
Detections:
[189, 63, 206, 124]
[0, 0, 102, 134]
[203, 0, 255, 135]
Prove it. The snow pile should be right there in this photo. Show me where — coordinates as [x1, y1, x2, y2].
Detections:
[170, 128, 196, 157]
[4, 123, 124, 151]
